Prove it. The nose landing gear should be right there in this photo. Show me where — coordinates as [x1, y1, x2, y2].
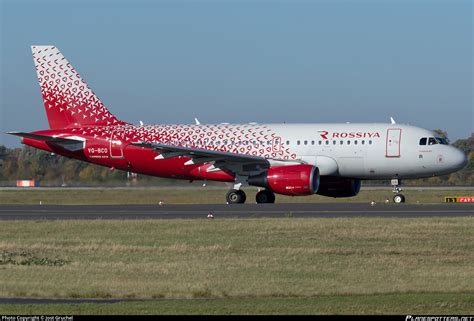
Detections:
[391, 179, 406, 203]
[393, 194, 406, 204]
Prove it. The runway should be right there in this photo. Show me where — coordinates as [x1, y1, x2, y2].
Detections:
[0, 203, 472, 220]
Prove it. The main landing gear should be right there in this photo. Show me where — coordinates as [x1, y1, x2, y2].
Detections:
[226, 189, 246, 204]
[225, 189, 276, 204]
[391, 179, 406, 204]
[255, 190, 276, 204]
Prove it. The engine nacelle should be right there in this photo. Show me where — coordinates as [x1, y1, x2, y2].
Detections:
[316, 177, 361, 198]
[248, 164, 320, 196]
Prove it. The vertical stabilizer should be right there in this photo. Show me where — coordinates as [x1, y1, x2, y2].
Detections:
[32, 45, 124, 129]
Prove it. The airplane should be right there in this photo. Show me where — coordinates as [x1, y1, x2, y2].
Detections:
[7, 46, 468, 204]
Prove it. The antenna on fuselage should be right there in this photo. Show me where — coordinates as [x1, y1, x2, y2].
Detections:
[195, 118, 201, 125]
[139, 120, 144, 126]
[390, 117, 396, 124]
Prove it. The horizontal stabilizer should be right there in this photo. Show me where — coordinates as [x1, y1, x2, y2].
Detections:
[8, 132, 85, 151]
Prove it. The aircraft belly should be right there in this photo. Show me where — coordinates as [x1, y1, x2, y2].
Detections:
[365, 153, 423, 179]
[300, 155, 338, 175]
[337, 157, 365, 177]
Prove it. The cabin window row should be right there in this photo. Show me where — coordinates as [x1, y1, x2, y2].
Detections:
[286, 140, 373, 146]
[169, 140, 274, 146]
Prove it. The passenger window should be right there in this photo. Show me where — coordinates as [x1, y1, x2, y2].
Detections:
[286, 140, 290, 145]
[333, 140, 336, 145]
[340, 140, 343, 145]
[419, 138, 427, 145]
[428, 137, 437, 145]
[354, 140, 358, 145]
[325, 140, 329, 145]
[319, 141, 322, 145]
[369, 140, 372, 145]
[304, 140, 308, 145]
[311, 140, 315, 145]
[347, 141, 351, 145]
[297, 140, 300, 145]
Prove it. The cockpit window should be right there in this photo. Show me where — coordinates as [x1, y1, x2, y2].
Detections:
[421, 136, 449, 146]
[435, 137, 449, 145]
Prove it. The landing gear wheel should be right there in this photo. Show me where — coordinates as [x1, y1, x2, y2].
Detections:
[393, 194, 405, 204]
[226, 189, 246, 204]
[390, 179, 405, 204]
[256, 190, 276, 204]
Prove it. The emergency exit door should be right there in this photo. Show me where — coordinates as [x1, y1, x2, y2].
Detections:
[386, 128, 401, 157]
[110, 131, 124, 158]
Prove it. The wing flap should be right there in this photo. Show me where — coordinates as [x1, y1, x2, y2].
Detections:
[132, 142, 270, 167]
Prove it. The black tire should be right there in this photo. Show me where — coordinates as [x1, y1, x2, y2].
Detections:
[256, 190, 276, 204]
[226, 189, 246, 204]
[238, 190, 247, 203]
[393, 194, 406, 204]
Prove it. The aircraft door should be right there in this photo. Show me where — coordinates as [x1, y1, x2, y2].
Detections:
[272, 136, 282, 152]
[386, 128, 401, 157]
[110, 131, 124, 159]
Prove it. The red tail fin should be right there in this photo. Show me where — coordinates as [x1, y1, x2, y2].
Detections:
[32, 45, 125, 129]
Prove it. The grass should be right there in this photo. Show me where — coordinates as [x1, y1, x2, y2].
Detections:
[1, 293, 473, 315]
[0, 187, 472, 204]
[0, 218, 473, 314]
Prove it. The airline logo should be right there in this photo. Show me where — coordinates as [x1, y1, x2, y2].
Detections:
[318, 131, 381, 140]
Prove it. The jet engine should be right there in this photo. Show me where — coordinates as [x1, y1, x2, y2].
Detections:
[316, 177, 361, 197]
[248, 164, 320, 196]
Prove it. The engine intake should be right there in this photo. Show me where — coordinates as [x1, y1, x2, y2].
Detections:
[316, 177, 361, 198]
[248, 164, 319, 196]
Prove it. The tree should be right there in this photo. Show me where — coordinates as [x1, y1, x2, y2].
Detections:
[433, 129, 449, 139]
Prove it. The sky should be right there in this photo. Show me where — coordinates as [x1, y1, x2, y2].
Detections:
[0, 0, 472, 147]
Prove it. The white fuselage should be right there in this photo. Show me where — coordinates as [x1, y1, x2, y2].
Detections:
[262, 123, 466, 179]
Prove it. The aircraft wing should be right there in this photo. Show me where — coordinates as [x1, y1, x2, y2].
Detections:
[8, 132, 85, 152]
[131, 142, 270, 172]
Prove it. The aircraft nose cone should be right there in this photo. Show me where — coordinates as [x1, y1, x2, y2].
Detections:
[451, 148, 468, 171]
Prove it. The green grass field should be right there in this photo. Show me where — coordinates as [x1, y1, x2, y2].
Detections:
[0, 187, 472, 204]
[2, 293, 473, 315]
[0, 218, 473, 314]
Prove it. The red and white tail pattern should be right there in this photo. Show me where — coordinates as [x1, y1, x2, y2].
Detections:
[32, 45, 124, 129]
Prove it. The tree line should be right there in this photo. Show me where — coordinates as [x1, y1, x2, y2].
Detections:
[0, 132, 472, 187]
